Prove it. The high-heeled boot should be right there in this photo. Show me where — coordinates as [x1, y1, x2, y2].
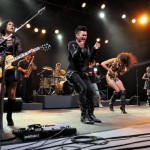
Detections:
[148, 95, 150, 106]
[109, 91, 120, 112]
[120, 105, 127, 114]
[6, 98, 15, 126]
[120, 90, 127, 114]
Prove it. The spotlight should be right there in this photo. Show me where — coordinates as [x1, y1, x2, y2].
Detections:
[122, 14, 126, 19]
[34, 28, 38, 32]
[132, 19, 136, 24]
[55, 29, 59, 34]
[139, 16, 148, 24]
[41, 29, 46, 34]
[101, 4, 105, 9]
[105, 40, 108, 44]
[57, 34, 62, 40]
[99, 12, 105, 18]
[26, 24, 31, 28]
[96, 38, 100, 42]
[82, 2, 86, 8]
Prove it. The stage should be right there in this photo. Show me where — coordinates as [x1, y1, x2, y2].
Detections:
[1, 95, 150, 149]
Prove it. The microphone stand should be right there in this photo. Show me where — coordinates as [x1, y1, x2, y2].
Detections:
[136, 70, 139, 106]
[0, 7, 46, 147]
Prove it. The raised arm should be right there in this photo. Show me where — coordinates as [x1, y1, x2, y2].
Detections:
[142, 73, 148, 80]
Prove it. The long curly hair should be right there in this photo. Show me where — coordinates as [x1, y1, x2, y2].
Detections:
[0, 20, 14, 35]
[117, 52, 137, 68]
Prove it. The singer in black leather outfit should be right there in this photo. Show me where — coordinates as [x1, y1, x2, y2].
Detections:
[66, 25, 101, 124]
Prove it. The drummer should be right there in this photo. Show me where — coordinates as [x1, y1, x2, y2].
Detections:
[53, 63, 66, 81]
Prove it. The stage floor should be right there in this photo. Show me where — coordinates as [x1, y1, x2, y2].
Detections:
[1, 104, 150, 149]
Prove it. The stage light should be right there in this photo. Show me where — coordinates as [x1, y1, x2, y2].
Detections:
[122, 14, 126, 19]
[105, 40, 108, 44]
[99, 12, 105, 18]
[101, 4, 105, 9]
[139, 16, 148, 24]
[96, 38, 100, 42]
[57, 34, 62, 40]
[0, 20, 3, 26]
[132, 19, 136, 24]
[82, 2, 86, 8]
[41, 29, 46, 34]
[34, 28, 39, 32]
[55, 29, 59, 34]
[26, 23, 31, 28]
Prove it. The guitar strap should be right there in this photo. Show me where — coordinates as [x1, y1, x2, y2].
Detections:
[12, 36, 16, 56]
[12, 37, 18, 80]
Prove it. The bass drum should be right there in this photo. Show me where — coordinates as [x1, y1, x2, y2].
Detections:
[56, 80, 74, 95]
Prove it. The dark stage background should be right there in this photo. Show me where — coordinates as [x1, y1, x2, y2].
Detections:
[0, 0, 150, 100]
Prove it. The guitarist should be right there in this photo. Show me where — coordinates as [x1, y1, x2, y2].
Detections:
[86, 61, 103, 108]
[18, 55, 37, 103]
[0, 20, 23, 126]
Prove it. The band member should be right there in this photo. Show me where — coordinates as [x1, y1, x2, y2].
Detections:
[18, 55, 37, 103]
[0, 20, 23, 126]
[66, 25, 101, 124]
[86, 61, 103, 108]
[53, 63, 66, 81]
[142, 66, 150, 106]
[101, 52, 137, 114]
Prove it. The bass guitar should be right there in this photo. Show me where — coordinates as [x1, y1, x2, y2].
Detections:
[0, 43, 51, 78]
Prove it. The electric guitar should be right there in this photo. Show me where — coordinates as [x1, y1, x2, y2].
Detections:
[0, 43, 51, 78]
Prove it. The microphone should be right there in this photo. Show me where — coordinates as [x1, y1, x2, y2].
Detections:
[38, 7, 46, 14]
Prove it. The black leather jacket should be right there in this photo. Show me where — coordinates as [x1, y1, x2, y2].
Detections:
[67, 40, 97, 73]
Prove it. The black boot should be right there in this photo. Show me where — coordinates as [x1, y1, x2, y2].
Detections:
[109, 104, 114, 112]
[88, 97, 101, 123]
[80, 107, 94, 124]
[89, 114, 101, 123]
[120, 90, 127, 114]
[120, 105, 127, 114]
[148, 95, 150, 106]
[109, 91, 120, 112]
[6, 98, 15, 126]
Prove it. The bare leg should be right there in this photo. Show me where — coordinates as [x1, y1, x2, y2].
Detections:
[6, 82, 17, 126]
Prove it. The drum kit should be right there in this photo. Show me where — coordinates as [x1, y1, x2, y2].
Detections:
[36, 66, 74, 95]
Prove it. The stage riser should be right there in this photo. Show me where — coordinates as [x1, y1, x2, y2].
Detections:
[34, 95, 80, 109]
[33, 95, 122, 109]
[22, 103, 43, 110]
[3, 96, 122, 111]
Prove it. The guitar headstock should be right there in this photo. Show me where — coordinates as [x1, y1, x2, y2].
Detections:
[40, 43, 51, 51]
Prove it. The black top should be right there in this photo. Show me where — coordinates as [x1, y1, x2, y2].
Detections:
[0, 35, 23, 81]
[86, 65, 101, 83]
[18, 59, 32, 78]
[67, 40, 97, 73]
[0, 35, 22, 56]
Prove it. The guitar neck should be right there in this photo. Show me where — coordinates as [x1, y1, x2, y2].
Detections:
[7, 47, 40, 64]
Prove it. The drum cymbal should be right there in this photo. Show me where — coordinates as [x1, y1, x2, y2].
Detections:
[42, 66, 53, 71]
[60, 69, 66, 75]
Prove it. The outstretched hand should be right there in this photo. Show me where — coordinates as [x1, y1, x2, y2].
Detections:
[94, 41, 100, 49]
